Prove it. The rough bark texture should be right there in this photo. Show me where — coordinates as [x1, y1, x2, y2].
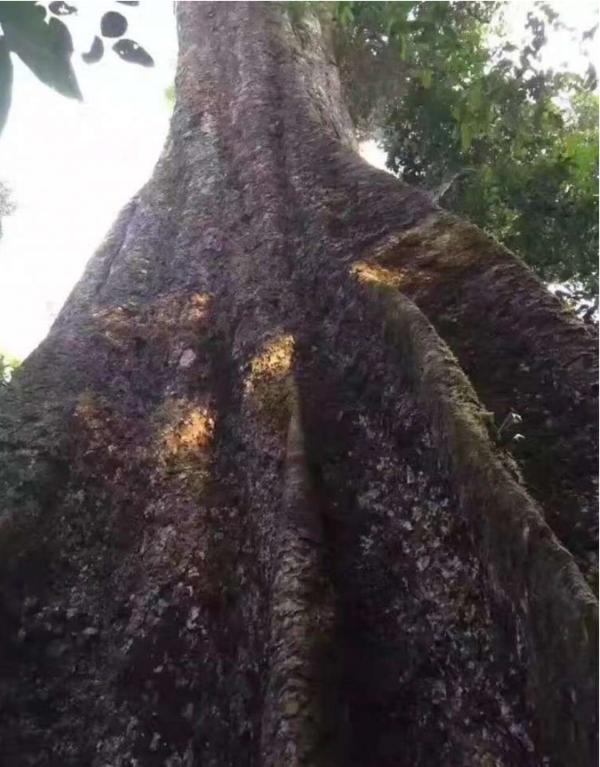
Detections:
[0, 4, 597, 766]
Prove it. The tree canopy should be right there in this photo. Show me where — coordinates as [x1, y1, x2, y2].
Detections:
[330, 1, 599, 308]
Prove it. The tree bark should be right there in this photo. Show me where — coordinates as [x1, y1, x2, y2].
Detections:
[0, 4, 597, 766]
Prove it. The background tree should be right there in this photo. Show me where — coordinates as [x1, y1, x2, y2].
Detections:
[0, 3, 597, 767]
[333, 1, 599, 307]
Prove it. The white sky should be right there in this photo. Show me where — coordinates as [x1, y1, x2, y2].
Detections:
[0, 0, 178, 358]
[0, 0, 597, 359]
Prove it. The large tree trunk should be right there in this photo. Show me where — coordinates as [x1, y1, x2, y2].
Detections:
[0, 4, 597, 766]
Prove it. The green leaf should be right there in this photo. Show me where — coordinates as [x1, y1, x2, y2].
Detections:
[460, 121, 473, 151]
[467, 81, 484, 112]
[48, 2, 77, 16]
[0, 2, 81, 99]
[398, 33, 408, 60]
[419, 68, 433, 89]
[100, 11, 127, 38]
[0, 37, 12, 135]
[335, 1, 354, 27]
[112, 39, 153, 67]
[82, 35, 103, 65]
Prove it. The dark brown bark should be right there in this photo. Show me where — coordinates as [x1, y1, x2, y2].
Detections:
[0, 4, 596, 766]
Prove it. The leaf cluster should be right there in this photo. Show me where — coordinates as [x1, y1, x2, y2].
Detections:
[0, 1, 153, 135]
[0, 351, 20, 384]
[330, 1, 598, 301]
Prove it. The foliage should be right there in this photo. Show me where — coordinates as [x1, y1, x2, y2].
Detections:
[0, 351, 20, 384]
[0, 1, 152, 135]
[332, 2, 498, 133]
[164, 82, 175, 105]
[329, 1, 598, 301]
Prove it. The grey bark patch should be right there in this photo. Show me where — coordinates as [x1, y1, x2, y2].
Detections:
[178, 349, 196, 369]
